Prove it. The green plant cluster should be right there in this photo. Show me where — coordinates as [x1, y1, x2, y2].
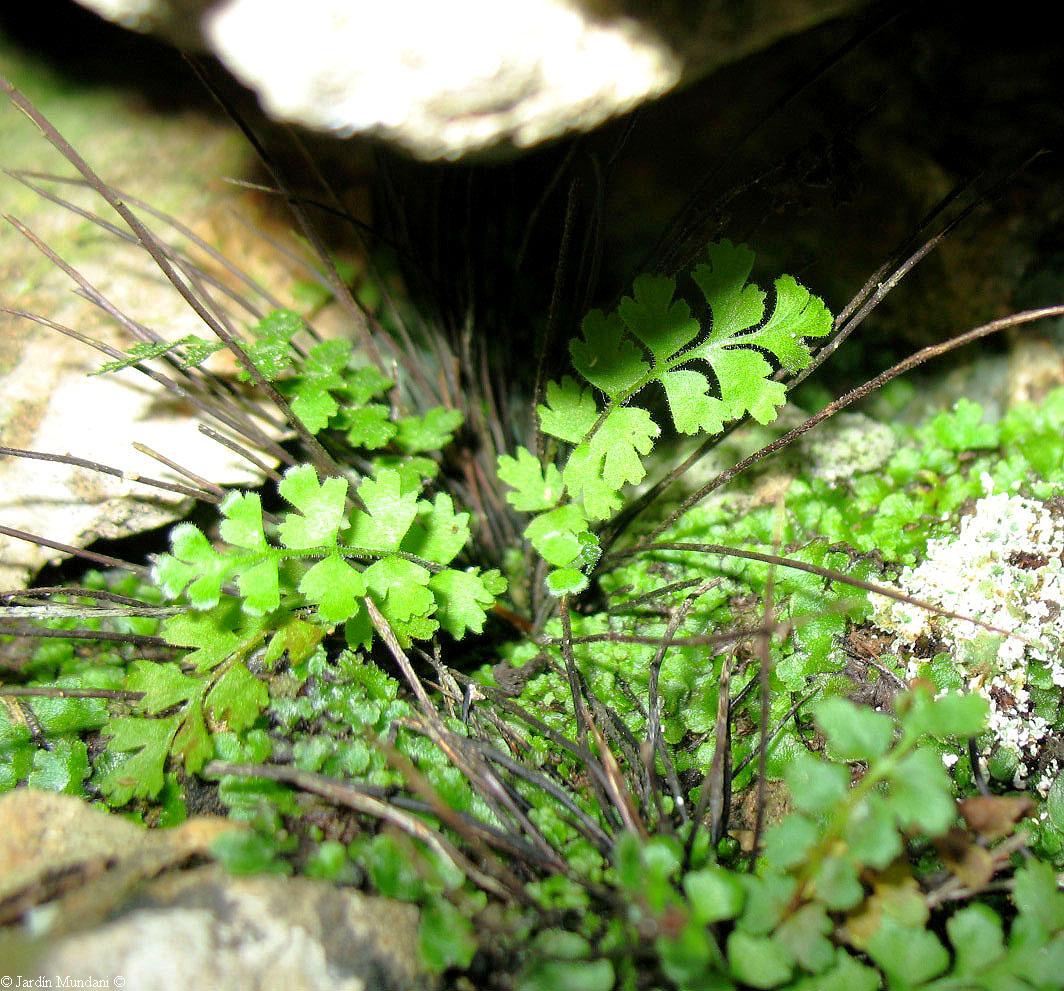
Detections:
[155, 462, 504, 645]
[4, 240, 1064, 990]
[498, 240, 833, 594]
[542, 691, 1064, 991]
[497, 386, 1064, 820]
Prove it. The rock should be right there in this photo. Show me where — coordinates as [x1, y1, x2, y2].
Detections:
[22, 866, 431, 991]
[0, 789, 240, 932]
[0, 792, 430, 989]
[0, 34, 298, 588]
[799, 412, 896, 486]
[872, 492, 1064, 796]
[71, 0, 865, 160]
[67, 0, 209, 48]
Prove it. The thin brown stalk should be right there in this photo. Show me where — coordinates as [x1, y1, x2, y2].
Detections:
[532, 176, 581, 460]
[0, 446, 218, 503]
[558, 598, 591, 741]
[132, 444, 226, 497]
[585, 701, 647, 838]
[367, 601, 558, 865]
[0, 586, 153, 607]
[0, 686, 144, 700]
[468, 737, 613, 851]
[731, 686, 821, 781]
[205, 760, 512, 899]
[645, 581, 718, 823]
[559, 599, 638, 835]
[544, 625, 773, 649]
[197, 425, 283, 481]
[364, 598, 435, 715]
[747, 507, 781, 870]
[607, 577, 710, 615]
[381, 742, 542, 897]
[1, 307, 291, 465]
[701, 649, 735, 857]
[0, 604, 179, 620]
[605, 541, 1030, 643]
[0, 624, 166, 646]
[7, 169, 271, 328]
[0, 524, 148, 576]
[184, 59, 388, 374]
[637, 305, 1064, 544]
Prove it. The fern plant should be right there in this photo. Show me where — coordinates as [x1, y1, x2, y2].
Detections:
[500, 240, 832, 595]
[4, 71, 1064, 991]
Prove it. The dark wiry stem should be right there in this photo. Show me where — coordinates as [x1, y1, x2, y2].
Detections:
[0, 524, 148, 576]
[0, 624, 166, 646]
[132, 443, 226, 498]
[0, 446, 218, 503]
[197, 425, 283, 482]
[634, 306, 1064, 545]
[605, 542, 1031, 643]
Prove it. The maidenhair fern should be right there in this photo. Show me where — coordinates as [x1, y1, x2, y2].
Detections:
[154, 464, 505, 647]
[499, 240, 833, 595]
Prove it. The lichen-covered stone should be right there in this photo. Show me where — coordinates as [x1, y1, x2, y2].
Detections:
[799, 412, 896, 485]
[873, 485, 1064, 794]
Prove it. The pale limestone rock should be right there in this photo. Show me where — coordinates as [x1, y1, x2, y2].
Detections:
[0, 42, 298, 588]
[72, 0, 864, 160]
[27, 866, 430, 991]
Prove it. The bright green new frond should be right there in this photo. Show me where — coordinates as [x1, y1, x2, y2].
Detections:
[96, 715, 180, 805]
[343, 365, 393, 405]
[159, 602, 249, 671]
[241, 308, 304, 380]
[570, 310, 649, 400]
[618, 273, 701, 361]
[277, 464, 349, 549]
[284, 338, 353, 433]
[153, 523, 235, 609]
[126, 660, 202, 714]
[341, 404, 397, 449]
[206, 664, 268, 734]
[235, 556, 281, 615]
[524, 504, 594, 569]
[740, 274, 833, 372]
[219, 492, 268, 551]
[503, 239, 833, 594]
[348, 468, 420, 551]
[537, 376, 599, 443]
[686, 241, 831, 423]
[364, 557, 435, 623]
[691, 240, 766, 335]
[402, 493, 470, 565]
[590, 407, 659, 488]
[396, 407, 464, 453]
[558, 408, 657, 521]
[497, 448, 564, 511]
[298, 553, 367, 625]
[428, 568, 507, 638]
[91, 335, 224, 375]
[660, 368, 728, 435]
[561, 444, 623, 520]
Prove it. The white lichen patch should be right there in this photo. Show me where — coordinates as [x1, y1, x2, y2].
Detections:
[873, 487, 1064, 787]
[800, 412, 897, 485]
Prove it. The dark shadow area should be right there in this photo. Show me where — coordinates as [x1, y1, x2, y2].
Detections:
[0, 0, 216, 113]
